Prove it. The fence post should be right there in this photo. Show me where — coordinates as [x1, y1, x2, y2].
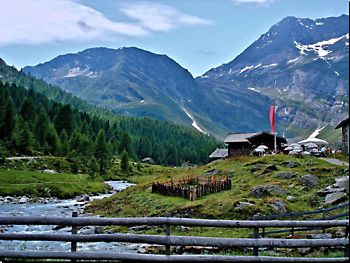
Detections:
[322, 209, 326, 233]
[165, 213, 171, 255]
[252, 214, 260, 256]
[71, 211, 78, 262]
[345, 225, 349, 257]
[262, 227, 266, 238]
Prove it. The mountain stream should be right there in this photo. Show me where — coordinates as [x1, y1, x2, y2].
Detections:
[0, 181, 136, 253]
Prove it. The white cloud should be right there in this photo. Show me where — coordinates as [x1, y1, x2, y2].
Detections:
[0, 0, 212, 46]
[119, 2, 213, 32]
[232, 0, 276, 5]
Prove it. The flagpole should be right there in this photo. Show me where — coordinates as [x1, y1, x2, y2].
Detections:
[270, 103, 277, 154]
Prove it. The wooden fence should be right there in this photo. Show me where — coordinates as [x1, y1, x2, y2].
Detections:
[0, 214, 349, 262]
[253, 202, 349, 237]
[152, 176, 232, 200]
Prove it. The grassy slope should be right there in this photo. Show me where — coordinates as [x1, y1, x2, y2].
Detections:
[0, 168, 107, 198]
[0, 157, 108, 198]
[87, 155, 348, 221]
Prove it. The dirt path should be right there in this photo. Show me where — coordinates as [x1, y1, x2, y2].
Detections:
[320, 157, 349, 166]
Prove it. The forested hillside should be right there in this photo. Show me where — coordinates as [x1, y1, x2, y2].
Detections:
[0, 74, 220, 168]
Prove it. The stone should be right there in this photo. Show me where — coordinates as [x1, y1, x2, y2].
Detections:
[4, 196, 14, 203]
[276, 172, 297, 179]
[334, 229, 346, 238]
[126, 244, 140, 250]
[300, 174, 318, 189]
[234, 202, 254, 211]
[251, 185, 287, 198]
[176, 246, 185, 254]
[79, 226, 96, 235]
[41, 169, 58, 174]
[317, 187, 346, 196]
[286, 196, 296, 202]
[334, 176, 349, 193]
[251, 164, 264, 172]
[138, 244, 165, 254]
[203, 169, 220, 176]
[18, 196, 29, 204]
[55, 227, 71, 232]
[77, 195, 90, 202]
[180, 226, 191, 232]
[269, 200, 287, 213]
[261, 164, 278, 174]
[282, 161, 298, 168]
[324, 192, 347, 205]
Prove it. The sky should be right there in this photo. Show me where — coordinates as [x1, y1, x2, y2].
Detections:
[0, 0, 348, 77]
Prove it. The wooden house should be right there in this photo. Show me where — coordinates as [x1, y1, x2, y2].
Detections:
[224, 132, 287, 157]
[335, 117, 349, 155]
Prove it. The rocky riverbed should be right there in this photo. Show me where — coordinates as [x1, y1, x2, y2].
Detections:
[0, 181, 138, 253]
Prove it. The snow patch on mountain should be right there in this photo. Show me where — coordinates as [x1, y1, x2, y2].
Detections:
[64, 67, 98, 78]
[287, 58, 299, 64]
[248, 87, 260, 93]
[239, 65, 254, 74]
[297, 19, 313, 30]
[262, 63, 278, 68]
[294, 34, 349, 58]
[181, 107, 207, 135]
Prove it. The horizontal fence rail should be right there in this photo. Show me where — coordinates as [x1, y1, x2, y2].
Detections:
[0, 233, 348, 247]
[253, 202, 349, 238]
[255, 202, 349, 220]
[0, 215, 348, 262]
[0, 216, 348, 227]
[0, 251, 349, 262]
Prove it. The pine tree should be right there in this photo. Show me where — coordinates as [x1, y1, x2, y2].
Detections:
[0, 85, 8, 124]
[88, 156, 99, 180]
[59, 129, 69, 156]
[119, 132, 136, 159]
[46, 123, 61, 155]
[20, 98, 35, 122]
[77, 134, 94, 158]
[54, 105, 75, 135]
[138, 137, 152, 158]
[95, 130, 109, 175]
[34, 106, 50, 147]
[120, 150, 129, 173]
[16, 122, 34, 154]
[0, 98, 16, 141]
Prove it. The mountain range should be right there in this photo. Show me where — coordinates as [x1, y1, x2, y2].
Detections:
[23, 14, 349, 140]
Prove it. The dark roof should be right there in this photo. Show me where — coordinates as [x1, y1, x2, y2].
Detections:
[248, 131, 287, 143]
[225, 131, 287, 144]
[224, 133, 260, 143]
[335, 117, 349, 129]
[209, 148, 228, 159]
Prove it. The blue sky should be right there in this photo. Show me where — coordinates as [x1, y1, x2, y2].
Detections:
[0, 0, 348, 76]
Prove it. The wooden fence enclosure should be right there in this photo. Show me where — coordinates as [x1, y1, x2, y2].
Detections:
[152, 176, 232, 200]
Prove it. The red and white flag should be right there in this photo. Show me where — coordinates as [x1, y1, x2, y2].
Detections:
[269, 105, 276, 134]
